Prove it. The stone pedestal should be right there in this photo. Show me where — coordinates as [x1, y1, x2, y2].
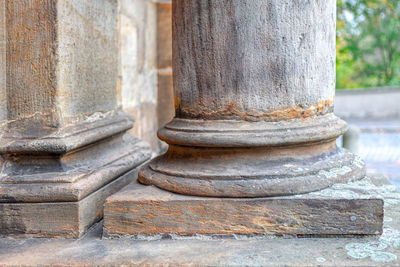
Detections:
[0, 0, 151, 238]
[103, 0, 382, 237]
[104, 176, 383, 238]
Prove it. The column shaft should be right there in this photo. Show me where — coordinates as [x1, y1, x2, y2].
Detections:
[173, 0, 335, 121]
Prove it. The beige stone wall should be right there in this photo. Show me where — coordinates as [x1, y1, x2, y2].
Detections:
[119, 0, 158, 151]
[0, 0, 6, 123]
[119, 0, 174, 153]
[155, 1, 174, 129]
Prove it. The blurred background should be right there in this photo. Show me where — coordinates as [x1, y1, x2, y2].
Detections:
[335, 0, 400, 188]
[336, 0, 400, 89]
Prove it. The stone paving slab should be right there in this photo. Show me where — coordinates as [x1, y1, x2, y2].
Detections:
[0, 174, 399, 266]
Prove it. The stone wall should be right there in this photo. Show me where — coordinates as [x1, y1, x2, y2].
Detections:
[0, 0, 6, 123]
[155, 1, 174, 130]
[335, 87, 400, 120]
[119, 0, 174, 154]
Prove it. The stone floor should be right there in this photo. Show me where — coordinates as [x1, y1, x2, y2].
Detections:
[0, 173, 399, 266]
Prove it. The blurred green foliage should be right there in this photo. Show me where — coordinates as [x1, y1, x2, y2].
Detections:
[336, 0, 400, 89]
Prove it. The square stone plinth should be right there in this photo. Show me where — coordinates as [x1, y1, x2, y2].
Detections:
[0, 169, 138, 238]
[103, 176, 384, 238]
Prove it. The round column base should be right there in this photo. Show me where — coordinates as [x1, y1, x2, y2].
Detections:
[138, 144, 365, 198]
[139, 115, 365, 197]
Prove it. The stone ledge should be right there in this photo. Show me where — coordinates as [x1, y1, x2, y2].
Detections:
[103, 175, 384, 238]
[0, 135, 151, 203]
[0, 111, 133, 154]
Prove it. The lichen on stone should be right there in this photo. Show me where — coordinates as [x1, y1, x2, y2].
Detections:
[345, 227, 400, 263]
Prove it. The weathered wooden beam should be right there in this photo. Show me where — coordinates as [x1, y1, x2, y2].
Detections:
[0, 0, 151, 238]
[138, 0, 365, 197]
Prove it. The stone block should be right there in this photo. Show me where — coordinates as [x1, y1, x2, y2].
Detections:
[0, 115, 152, 238]
[0, 168, 138, 238]
[103, 176, 384, 238]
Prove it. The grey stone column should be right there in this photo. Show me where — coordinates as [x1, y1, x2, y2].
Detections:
[139, 0, 365, 197]
[0, 0, 151, 238]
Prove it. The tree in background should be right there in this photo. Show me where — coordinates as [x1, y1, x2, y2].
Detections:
[337, 0, 400, 89]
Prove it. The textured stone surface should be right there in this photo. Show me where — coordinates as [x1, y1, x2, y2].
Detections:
[104, 175, 383, 237]
[1, 174, 398, 266]
[5, 0, 59, 127]
[0, 168, 139, 238]
[4, 0, 119, 127]
[1, 0, 130, 139]
[56, 0, 119, 119]
[0, 0, 8, 123]
[173, 0, 336, 120]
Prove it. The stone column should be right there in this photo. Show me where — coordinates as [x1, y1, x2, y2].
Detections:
[138, 0, 365, 197]
[103, 0, 382, 237]
[0, 0, 151, 238]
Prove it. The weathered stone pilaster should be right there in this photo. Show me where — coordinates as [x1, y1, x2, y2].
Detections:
[0, 0, 151, 238]
[0, 0, 6, 123]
